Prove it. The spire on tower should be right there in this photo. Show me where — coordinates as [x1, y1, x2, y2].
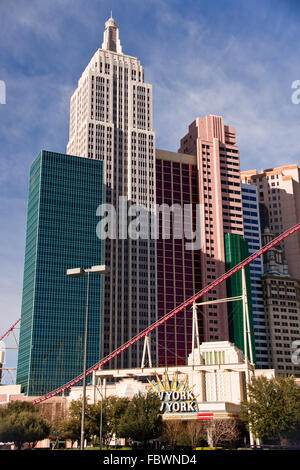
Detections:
[102, 14, 123, 53]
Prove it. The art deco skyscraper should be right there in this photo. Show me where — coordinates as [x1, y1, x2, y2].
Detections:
[67, 16, 156, 368]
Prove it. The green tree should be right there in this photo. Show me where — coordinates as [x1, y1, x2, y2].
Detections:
[84, 400, 113, 447]
[59, 400, 82, 446]
[0, 401, 50, 450]
[241, 375, 300, 442]
[59, 417, 81, 446]
[0, 411, 50, 450]
[1, 400, 36, 415]
[95, 396, 130, 447]
[59, 397, 130, 447]
[118, 392, 162, 448]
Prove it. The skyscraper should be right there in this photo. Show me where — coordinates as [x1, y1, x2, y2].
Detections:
[241, 165, 300, 372]
[17, 151, 104, 395]
[155, 149, 201, 366]
[241, 165, 300, 280]
[241, 183, 269, 368]
[178, 115, 244, 342]
[261, 229, 300, 377]
[67, 16, 156, 368]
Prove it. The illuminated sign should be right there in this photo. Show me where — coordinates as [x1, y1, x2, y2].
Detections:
[147, 371, 198, 413]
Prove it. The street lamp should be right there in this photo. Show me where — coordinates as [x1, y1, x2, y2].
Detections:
[67, 264, 108, 450]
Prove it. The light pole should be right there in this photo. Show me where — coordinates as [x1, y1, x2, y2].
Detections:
[67, 265, 107, 450]
[98, 378, 103, 450]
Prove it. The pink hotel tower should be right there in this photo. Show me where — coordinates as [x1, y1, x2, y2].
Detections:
[155, 116, 245, 365]
[178, 115, 244, 343]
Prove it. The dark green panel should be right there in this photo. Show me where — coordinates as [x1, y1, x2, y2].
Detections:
[225, 233, 256, 363]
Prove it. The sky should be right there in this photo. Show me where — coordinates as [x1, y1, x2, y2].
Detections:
[1, 0, 300, 374]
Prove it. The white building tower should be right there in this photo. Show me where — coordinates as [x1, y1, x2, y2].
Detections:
[67, 16, 156, 368]
[102, 13, 123, 53]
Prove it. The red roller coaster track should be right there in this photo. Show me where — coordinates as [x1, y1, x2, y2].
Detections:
[2, 223, 300, 404]
[0, 318, 20, 343]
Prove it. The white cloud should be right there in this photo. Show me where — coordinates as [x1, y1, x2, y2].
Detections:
[144, 7, 300, 171]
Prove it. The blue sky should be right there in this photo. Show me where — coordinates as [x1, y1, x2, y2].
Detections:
[1, 0, 300, 372]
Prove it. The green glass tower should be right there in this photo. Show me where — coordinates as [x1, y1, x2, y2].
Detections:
[16, 151, 104, 396]
[224, 233, 256, 363]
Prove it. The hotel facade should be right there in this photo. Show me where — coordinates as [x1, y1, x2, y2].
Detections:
[16, 17, 300, 402]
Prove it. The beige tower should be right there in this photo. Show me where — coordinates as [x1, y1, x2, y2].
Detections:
[261, 228, 300, 377]
[241, 165, 300, 280]
[67, 17, 156, 368]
